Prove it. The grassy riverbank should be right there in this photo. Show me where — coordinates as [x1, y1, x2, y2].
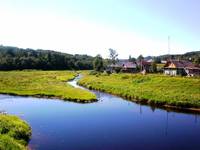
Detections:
[0, 71, 96, 102]
[78, 73, 200, 109]
[0, 114, 31, 150]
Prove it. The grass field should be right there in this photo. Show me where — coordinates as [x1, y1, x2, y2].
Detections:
[0, 114, 31, 150]
[0, 71, 96, 102]
[78, 73, 200, 109]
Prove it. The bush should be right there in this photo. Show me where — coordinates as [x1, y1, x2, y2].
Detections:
[89, 70, 99, 75]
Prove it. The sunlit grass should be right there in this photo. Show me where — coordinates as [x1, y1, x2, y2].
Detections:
[78, 73, 200, 108]
[0, 70, 96, 102]
[0, 114, 31, 150]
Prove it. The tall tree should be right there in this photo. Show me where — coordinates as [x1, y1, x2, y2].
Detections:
[93, 54, 104, 72]
[137, 55, 144, 62]
[109, 48, 118, 64]
[129, 55, 136, 62]
[151, 61, 157, 73]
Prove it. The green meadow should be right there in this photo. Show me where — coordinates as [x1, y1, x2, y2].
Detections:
[0, 114, 31, 150]
[0, 71, 96, 102]
[78, 73, 200, 109]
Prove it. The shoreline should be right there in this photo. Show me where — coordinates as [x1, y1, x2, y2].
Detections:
[78, 83, 200, 114]
[0, 92, 97, 103]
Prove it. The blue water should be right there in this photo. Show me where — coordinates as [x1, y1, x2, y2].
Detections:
[0, 78, 200, 150]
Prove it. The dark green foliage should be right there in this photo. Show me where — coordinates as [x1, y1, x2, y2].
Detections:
[114, 67, 121, 73]
[129, 55, 136, 62]
[109, 48, 118, 65]
[0, 46, 94, 70]
[156, 51, 200, 64]
[151, 61, 157, 73]
[93, 55, 104, 72]
[89, 70, 100, 75]
[137, 54, 144, 61]
[154, 57, 161, 63]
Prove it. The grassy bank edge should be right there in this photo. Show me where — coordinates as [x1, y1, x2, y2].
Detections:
[0, 114, 31, 150]
[0, 71, 97, 103]
[0, 91, 97, 103]
[78, 73, 200, 113]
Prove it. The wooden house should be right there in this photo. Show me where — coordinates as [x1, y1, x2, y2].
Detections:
[164, 60, 200, 76]
[121, 62, 137, 73]
[107, 60, 137, 73]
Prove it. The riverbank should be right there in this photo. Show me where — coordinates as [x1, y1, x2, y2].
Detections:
[0, 114, 31, 150]
[0, 71, 96, 102]
[78, 73, 200, 111]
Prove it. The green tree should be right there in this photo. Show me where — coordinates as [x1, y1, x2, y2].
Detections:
[194, 57, 200, 65]
[129, 55, 136, 62]
[109, 48, 118, 64]
[137, 55, 144, 62]
[137, 55, 144, 71]
[151, 61, 157, 73]
[93, 54, 104, 72]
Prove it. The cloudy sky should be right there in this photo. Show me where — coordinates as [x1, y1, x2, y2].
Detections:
[0, 0, 199, 58]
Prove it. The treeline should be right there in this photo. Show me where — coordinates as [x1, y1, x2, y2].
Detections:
[0, 46, 94, 70]
[155, 51, 200, 64]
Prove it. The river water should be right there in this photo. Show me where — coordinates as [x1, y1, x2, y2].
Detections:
[0, 76, 200, 150]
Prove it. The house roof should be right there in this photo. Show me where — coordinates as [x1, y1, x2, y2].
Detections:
[164, 60, 199, 69]
[123, 62, 137, 68]
[109, 61, 137, 68]
[137, 60, 151, 66]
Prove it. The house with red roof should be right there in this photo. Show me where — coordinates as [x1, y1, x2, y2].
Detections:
[164, 60, 200, 76]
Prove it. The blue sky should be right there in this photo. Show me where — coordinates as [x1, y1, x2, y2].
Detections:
[0, 0, 199, 58]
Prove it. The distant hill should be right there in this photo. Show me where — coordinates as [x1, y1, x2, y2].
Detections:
[157, 51, 200, 61]
[145, 51, 200, 64]
[0, 45, 94, 70]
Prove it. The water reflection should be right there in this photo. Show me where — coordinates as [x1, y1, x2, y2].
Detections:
[0, 77, 200, 150]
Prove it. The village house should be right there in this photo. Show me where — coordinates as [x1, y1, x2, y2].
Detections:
[163, 60, 200, 76]
[121, 62, 137, 73]
[107, 59, 153, 74]
[107, 60, 137, 73]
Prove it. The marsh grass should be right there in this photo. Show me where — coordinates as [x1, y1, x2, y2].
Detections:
[0, 71, 96, 102]
[78, 73, 200, 108]
[0, 114, 31, 150]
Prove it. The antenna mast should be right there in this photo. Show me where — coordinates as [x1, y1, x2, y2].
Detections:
[168, 36, 170, 55]
[168, 36, 171, 61]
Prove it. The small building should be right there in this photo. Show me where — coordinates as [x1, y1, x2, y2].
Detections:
[107, 60, 138, 73]
[185, 66, 200, 77]
[163, 60, 200, 76]
[121, 62, 137, 73]
[106, 64, 121, 73]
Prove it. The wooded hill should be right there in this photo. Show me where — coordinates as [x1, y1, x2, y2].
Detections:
[0, 45, 94, 70]
[154, 51, 200, 64]
[0, 45, 199, 70]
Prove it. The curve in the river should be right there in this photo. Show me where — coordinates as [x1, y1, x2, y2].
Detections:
[0, 75, 200, 150]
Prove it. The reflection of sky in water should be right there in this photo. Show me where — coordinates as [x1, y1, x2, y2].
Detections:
[0, 78, 200, 150]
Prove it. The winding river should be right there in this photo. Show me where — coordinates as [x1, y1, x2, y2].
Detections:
[0, 76, 200, 150]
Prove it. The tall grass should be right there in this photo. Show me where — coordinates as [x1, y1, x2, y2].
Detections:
[0, 70, 96, 102]
[78, 73, 200, 108]
[0, 114, 31, 150]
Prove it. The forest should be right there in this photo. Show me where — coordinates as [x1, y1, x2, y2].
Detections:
[0, 45, 94, 70]
[0, 45, 199, 71]
[154, 51, 200, 64]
